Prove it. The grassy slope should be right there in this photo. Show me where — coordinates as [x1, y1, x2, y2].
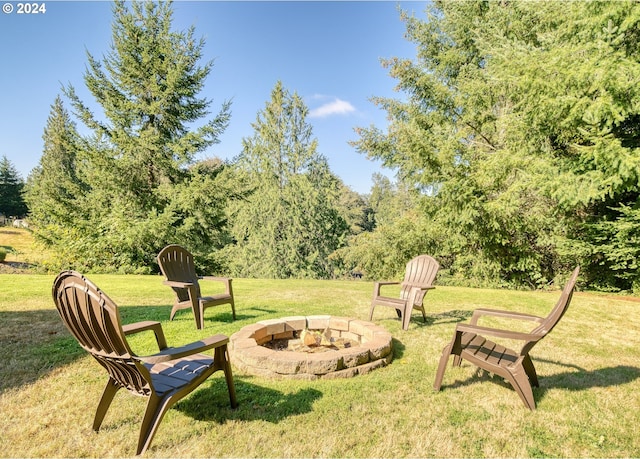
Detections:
[0, 227, 48, 270]
[0, 230, 639, 457]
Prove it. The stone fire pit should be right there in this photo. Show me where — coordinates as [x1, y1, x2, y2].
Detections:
[229, 315, 393, 380]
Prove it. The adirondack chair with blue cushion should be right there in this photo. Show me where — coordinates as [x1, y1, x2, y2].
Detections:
[52, 270, 237, 455]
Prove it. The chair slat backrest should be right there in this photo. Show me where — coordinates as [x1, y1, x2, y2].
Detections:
[52, 271, 153, 396]
[400, 255, 440, 303]
[519, 266, 580, 357]
[532, 266, 580, 337]
[157, 245, 202, 301]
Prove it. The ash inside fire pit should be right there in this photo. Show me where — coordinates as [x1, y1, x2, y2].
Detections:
[230, 315, 394, 380]
[263, 328, 359, 353]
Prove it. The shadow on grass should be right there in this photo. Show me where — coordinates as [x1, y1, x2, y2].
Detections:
[425, 309, 473, 325]
[406, 309, 473, 329]
[0, 304, 189, 394]
[118, 304, 173, 323]
[177, 377, 323, 423]
[166, 305, 278, 326]
[0, 301, 307, 396]
[540, 365, 640, 392]
[373, 309, 473, 331]
[392, 338, 406, 360]
[244, 306, 278, 315]
[442, 363, 640, 405]
[0, 308, 86, 393]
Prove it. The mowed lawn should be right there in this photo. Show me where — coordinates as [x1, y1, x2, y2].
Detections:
[1, 272, 639, 457]
[0, 230, 639, 457]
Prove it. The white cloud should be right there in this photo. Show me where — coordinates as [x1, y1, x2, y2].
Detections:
[309, 98, 356, 118]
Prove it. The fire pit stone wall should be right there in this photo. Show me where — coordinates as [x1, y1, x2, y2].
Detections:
[229, 315, 393, 380]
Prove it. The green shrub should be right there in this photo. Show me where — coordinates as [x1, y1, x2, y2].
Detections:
[0, 248, 6, 262]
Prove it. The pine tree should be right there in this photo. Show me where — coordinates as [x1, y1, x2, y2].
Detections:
[67, 1, 230, 189]
[26, 97, 85, 236]
[39, 0, 234, 272]
[353, 0, 640, 289]
[226, 81, 348, 279]
[0, 156, 27, 218]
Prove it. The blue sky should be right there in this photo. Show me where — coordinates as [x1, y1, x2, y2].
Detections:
[0, 1, 424, 194]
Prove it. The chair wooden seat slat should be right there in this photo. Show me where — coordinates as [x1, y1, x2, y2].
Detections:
[434, 266, 580, 410]
[466, 337, 517, 366]
[52, 271, 237, 455]
[369, 255, 440, 330]
[157, 244, 236, 329]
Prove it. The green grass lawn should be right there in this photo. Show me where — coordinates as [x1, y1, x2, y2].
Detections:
[1, 270, 639, 457]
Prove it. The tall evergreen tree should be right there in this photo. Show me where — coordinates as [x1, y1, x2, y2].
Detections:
[25, 96, 86, 248]
[0, 156, 27, 218]
[225, 81, 348, 279]
[487, 1, 640, 291]
[31, 0, 234, 272]
[354, 0, 640, 290]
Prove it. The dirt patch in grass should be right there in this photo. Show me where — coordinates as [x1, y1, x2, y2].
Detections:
[0, 261, 34, 274]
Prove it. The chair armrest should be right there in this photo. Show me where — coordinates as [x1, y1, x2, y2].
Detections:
[373, 281, 400, 297]
[409, 285, 435, 292]
[122, 321, 168, 350]
[201, 277, 233, 297]
[402, 286, 436, 307]
[406, 286, 435, 305]
[455, 323, 539, 342]
[201, 276, 233, 285]
[470, 308, 544, 325]
[201, 276, 232, 282]
[140, 334, 229, 364]
[163, 280, 195, 288]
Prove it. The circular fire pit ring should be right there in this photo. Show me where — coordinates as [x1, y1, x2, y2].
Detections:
[229, 315, 393, 380]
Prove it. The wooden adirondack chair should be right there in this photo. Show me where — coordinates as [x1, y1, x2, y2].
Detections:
[369, 255, 440, 330]
[52, 271, 237, 455]
[157, 244, 236, 330]
[433, 266, 580, 410]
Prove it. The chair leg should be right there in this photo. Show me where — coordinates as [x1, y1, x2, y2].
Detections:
[506, 368, 536, 410]
[402, 305, 413, 330]
[193, 303, 204, 330]
[522, 354, 539, 387]
[368, 303, 376, 321]
[230, 299, 236, 320]
[216, 345, 238, 409]
[93, 378, 121, 431]
[137, 394, 172, 455]
[170, 301, 191, 321]
[433, 344, 453, 390]
[420, 306, 427, 323]
[169, 304, 179, 321]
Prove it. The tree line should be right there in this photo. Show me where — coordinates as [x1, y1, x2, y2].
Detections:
[0, 156, 28, 220]
[14, 0, 640, 292]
